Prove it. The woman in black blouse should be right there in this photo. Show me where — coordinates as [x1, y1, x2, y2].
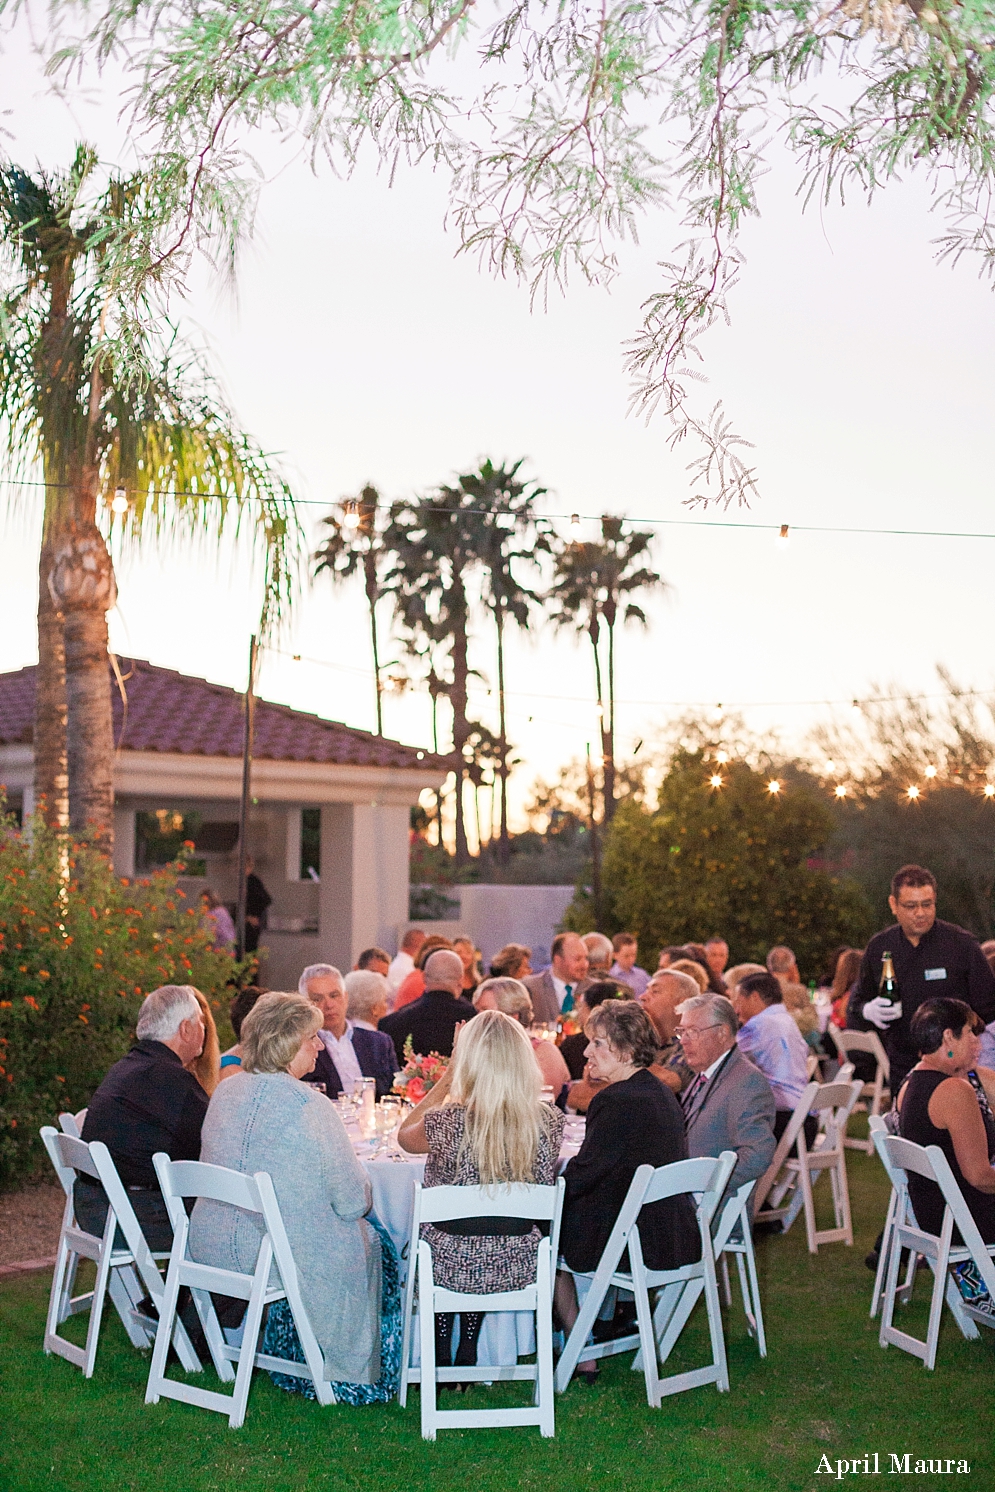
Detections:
[898, 997, 995, 1244]
[555, 1000, 700, 1383]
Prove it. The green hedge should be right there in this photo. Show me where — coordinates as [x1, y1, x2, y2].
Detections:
[0, 806, 244, 1189]
[566, 749, 873, 978]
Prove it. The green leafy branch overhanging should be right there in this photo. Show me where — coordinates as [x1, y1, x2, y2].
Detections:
[31, 0, 995, 503]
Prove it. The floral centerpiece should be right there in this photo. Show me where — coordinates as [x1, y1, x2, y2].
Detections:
[392, 1036, 449, 1104]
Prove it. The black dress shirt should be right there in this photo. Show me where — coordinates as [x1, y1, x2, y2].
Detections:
[81, 1039, 209, 1187]
[852, 919, 995, 1090]
[379, 988, 477, 1066]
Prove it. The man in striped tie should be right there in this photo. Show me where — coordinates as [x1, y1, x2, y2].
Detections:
[677, 992, 777, 1196]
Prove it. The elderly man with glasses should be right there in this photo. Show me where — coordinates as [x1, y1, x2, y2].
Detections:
[675, 993, 776, 1195]
[851, 863, 995, 1096]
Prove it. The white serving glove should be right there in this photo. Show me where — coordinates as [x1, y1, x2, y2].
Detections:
[862, 996, 902, 1030]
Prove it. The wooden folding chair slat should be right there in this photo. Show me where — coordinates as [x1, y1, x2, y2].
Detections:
[40, 1126, 200, 1378]
[399, 1179, 564, 1440]
[145, 1154, 337, 1427]
[878, 1135, 995, 1369]
[828, 1025, 890, 1153]
[554, 1152, 737, 1407]
[754, 1080, 863, 1253]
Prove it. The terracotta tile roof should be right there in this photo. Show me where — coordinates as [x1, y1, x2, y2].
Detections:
[0, 657, 446, 771]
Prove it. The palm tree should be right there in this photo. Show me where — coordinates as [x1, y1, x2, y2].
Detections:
[448, 459, 547, 863]
[0, 148, 299, 849]
[313, 484, 387, 734]
[381, 485, 480, 864]
[548, 515, 663, 821]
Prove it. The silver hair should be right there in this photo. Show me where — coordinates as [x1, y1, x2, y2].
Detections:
[473, 976, 533, 1024]
[298, 963, 342, 996]
[344, 969, 389, 1021]
[675, 991, 739, 1038]
[651, 968, 700, 1005]
[766, 945, 796, 974]
[136, 984, 200, 1042]
[583, 932, 613, 962]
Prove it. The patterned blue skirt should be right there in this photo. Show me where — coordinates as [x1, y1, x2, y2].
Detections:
[261, 1216, 402, 1405]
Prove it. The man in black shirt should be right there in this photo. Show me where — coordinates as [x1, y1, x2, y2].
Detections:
[851, 863, 995, 1095]
[380, 950, 476, 1066]
[244, 855, 272, 955]
[77, 984, 208, 1249]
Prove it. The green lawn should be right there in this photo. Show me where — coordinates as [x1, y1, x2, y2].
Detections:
[2, 1139, 993, 1492]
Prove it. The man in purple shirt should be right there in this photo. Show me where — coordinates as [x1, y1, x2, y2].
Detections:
[609, 932, 650, 997]
[731, 969, 814, 1145]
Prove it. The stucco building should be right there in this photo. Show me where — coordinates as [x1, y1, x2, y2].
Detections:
[0, 657, 446, 989]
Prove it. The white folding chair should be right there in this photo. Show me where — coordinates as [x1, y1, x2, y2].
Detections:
[868, 1114, 919, 1319]
[754, 1080, 862, 1252]
[554, 1152, 736, 1406]
[829, 1025, 890, 1153]
[58, 1111, 85, 1138]
[40, 1127, 200, 1377]
[146, 1154, 335, 1427]
[867, 1117, 979, 1341]
[878, 1135, 995, 1369]
[400, 1180, 564, 1440]
[714, 1180, 766, 1358]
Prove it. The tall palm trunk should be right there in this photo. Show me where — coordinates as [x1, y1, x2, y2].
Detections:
[495, 598, 510, 863]
[603, 612, 617, 821]
[49, 518, 117, 847]
[587, 611, 611, 826]
[450, 589, 471, 866]
[50, 370, 117, 850]
[34, 539, 69, 827]
[363, 546, 384, 735]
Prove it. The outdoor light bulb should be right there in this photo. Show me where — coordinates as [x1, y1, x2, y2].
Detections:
[907, 785, 920, 800]
[715, 750, 729, 765]
[924, 765, 937, 779]
[342, 500, 361, 530]
[985, 784, 995, 798]
[851, 699, 861, 714]
[776, 523, 790, 549]
[111, 486, 128, 514]
[834, 784, 847, 799]
[570, 512, 581, 534]
[709, 774, 723, 789]
[768, 779, 781, 795]
[824, 759, 836, 774]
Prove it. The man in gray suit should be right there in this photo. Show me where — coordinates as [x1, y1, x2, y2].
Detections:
[676, 991, 776, 1194]
[523, 931, 593, 1024]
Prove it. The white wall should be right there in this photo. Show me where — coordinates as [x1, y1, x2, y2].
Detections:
[402, 884, 576, 971]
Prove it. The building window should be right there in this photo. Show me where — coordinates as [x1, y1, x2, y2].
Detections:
[301, 808, 321, 881]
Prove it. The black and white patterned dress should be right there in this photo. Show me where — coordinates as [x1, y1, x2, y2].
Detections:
[421, 1103, 564, 1292]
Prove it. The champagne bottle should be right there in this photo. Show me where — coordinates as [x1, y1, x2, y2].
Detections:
[879, 952, 901, 1014]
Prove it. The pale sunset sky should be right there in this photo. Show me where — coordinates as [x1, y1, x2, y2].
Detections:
[2, 17, 995, 832]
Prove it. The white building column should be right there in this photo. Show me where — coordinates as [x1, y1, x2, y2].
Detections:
[317, 803, 410, 968]
[113, 807, 136, 879]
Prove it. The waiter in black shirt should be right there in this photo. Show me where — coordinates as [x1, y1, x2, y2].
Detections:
[851, 863, 995, 1095]
[77, 985, 208, 1249]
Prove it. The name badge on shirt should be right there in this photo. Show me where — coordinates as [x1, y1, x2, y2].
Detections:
[924, 968, 947, 982]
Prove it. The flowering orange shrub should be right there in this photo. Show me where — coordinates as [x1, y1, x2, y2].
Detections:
[0, 803, 248, 1188]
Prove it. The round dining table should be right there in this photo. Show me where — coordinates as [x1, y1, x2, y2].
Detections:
[349, 1114, 586, 1368]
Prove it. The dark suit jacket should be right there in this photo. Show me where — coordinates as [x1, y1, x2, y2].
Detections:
[559, 1068, 700, 1274]
[379, 988, 477, 1065]
[302, 1025, 398, 1099]
[522, 969, 593, 1025]
[683, 1046, 776, 1195]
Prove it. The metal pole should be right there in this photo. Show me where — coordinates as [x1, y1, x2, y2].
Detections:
[235, 634, 258, 961]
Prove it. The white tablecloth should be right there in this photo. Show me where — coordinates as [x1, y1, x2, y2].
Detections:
[353, 1117, 585, 1368]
